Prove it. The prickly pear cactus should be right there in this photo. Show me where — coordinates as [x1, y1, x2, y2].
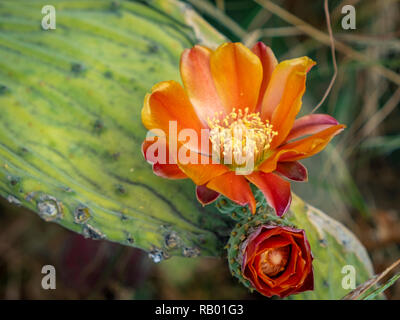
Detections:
[0, 0, 230, 260]
[0, 0, 374, 299]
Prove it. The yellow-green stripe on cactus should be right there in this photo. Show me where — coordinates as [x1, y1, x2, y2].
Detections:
[0, 0, 375, 299]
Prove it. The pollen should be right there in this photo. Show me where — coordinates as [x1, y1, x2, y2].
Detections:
[207, 108, 277, 169]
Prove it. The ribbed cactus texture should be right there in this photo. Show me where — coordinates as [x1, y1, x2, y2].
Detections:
[0, 0, 375, 299]
[0, 0, 230, 260]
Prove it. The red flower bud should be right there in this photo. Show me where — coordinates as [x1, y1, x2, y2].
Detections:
[241, 225, 314, 298]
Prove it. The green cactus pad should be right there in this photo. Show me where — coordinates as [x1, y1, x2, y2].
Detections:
[0, 0, 231, 260]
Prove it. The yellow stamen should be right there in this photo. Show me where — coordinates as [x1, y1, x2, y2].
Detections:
[207, 109, 277, 169]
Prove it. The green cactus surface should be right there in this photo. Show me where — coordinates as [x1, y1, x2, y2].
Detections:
[0, 0, 231, 260]
[0, 0, 375, 299]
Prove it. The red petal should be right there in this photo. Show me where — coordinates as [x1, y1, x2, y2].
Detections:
[142, 139, 186, 179]
[286, 114, 339, 142]
[152, 163, 187, 179]
[206, 172, 256, 213]
[298, 267, 314, 292]
[251, 42, 278, 112]
[195, 185, 220, 206]
[246, 172, 292, 217]
[142, 138, 165, 164]
[275, 161, 308, 182]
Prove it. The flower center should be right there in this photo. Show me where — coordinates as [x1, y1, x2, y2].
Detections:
[207, 108, 277, 170]
[260, 245, 291, 277]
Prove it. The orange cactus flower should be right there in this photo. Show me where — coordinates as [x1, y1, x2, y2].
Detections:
[141, 42, 345, 216]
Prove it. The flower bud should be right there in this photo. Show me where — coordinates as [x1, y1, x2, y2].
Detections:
[227, 214, 314, 298]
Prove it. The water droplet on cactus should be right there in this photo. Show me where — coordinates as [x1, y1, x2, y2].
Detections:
[37, 195, 63, 221]
[148, 248, 164, 263]
[74, 205, 91, 224]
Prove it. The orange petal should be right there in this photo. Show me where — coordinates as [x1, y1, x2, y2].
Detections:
[206, 172, 256, 213]
[251, 42, 278, 112]
[260, 57, 316, 149]
[246, 172, 292, 217]
[210, 42, 263, 114]
[180, 45, 225, 124]
[141, 80, 207, 154]
[278, 124, 345, 162]
[286, 114, 339, 142]
[177, 154, 228, 186]
[258, 149, 303, 174]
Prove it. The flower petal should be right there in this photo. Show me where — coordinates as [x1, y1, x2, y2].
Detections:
[180, 45, 226, 124]
[272, 239, 300, 287]
[210, 42, 263, 114]
[260, 57, 316, 149]
[258, 124, 345, 171]
[251, 42, 278, 112]
[206, 172, 256, 213]
[258, 149, 303, 173]
[278, 124, 345, 162]
[142, 139, 187, 179]
[177, 154, 228, 186]
[142, 139, 160, 164]
[246, 172, 292, 217]
[286, 114, 339, 142]
[242, 225, 314, 298]
[152, 163, 187, 179]
[196, 185, 220, 206]
[276, 161, 308, 182]
[141, 80, 207, 154]
[297, 267, 315, 292]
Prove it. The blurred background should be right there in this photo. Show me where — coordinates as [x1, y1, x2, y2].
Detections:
[0, 0, 399, 299]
